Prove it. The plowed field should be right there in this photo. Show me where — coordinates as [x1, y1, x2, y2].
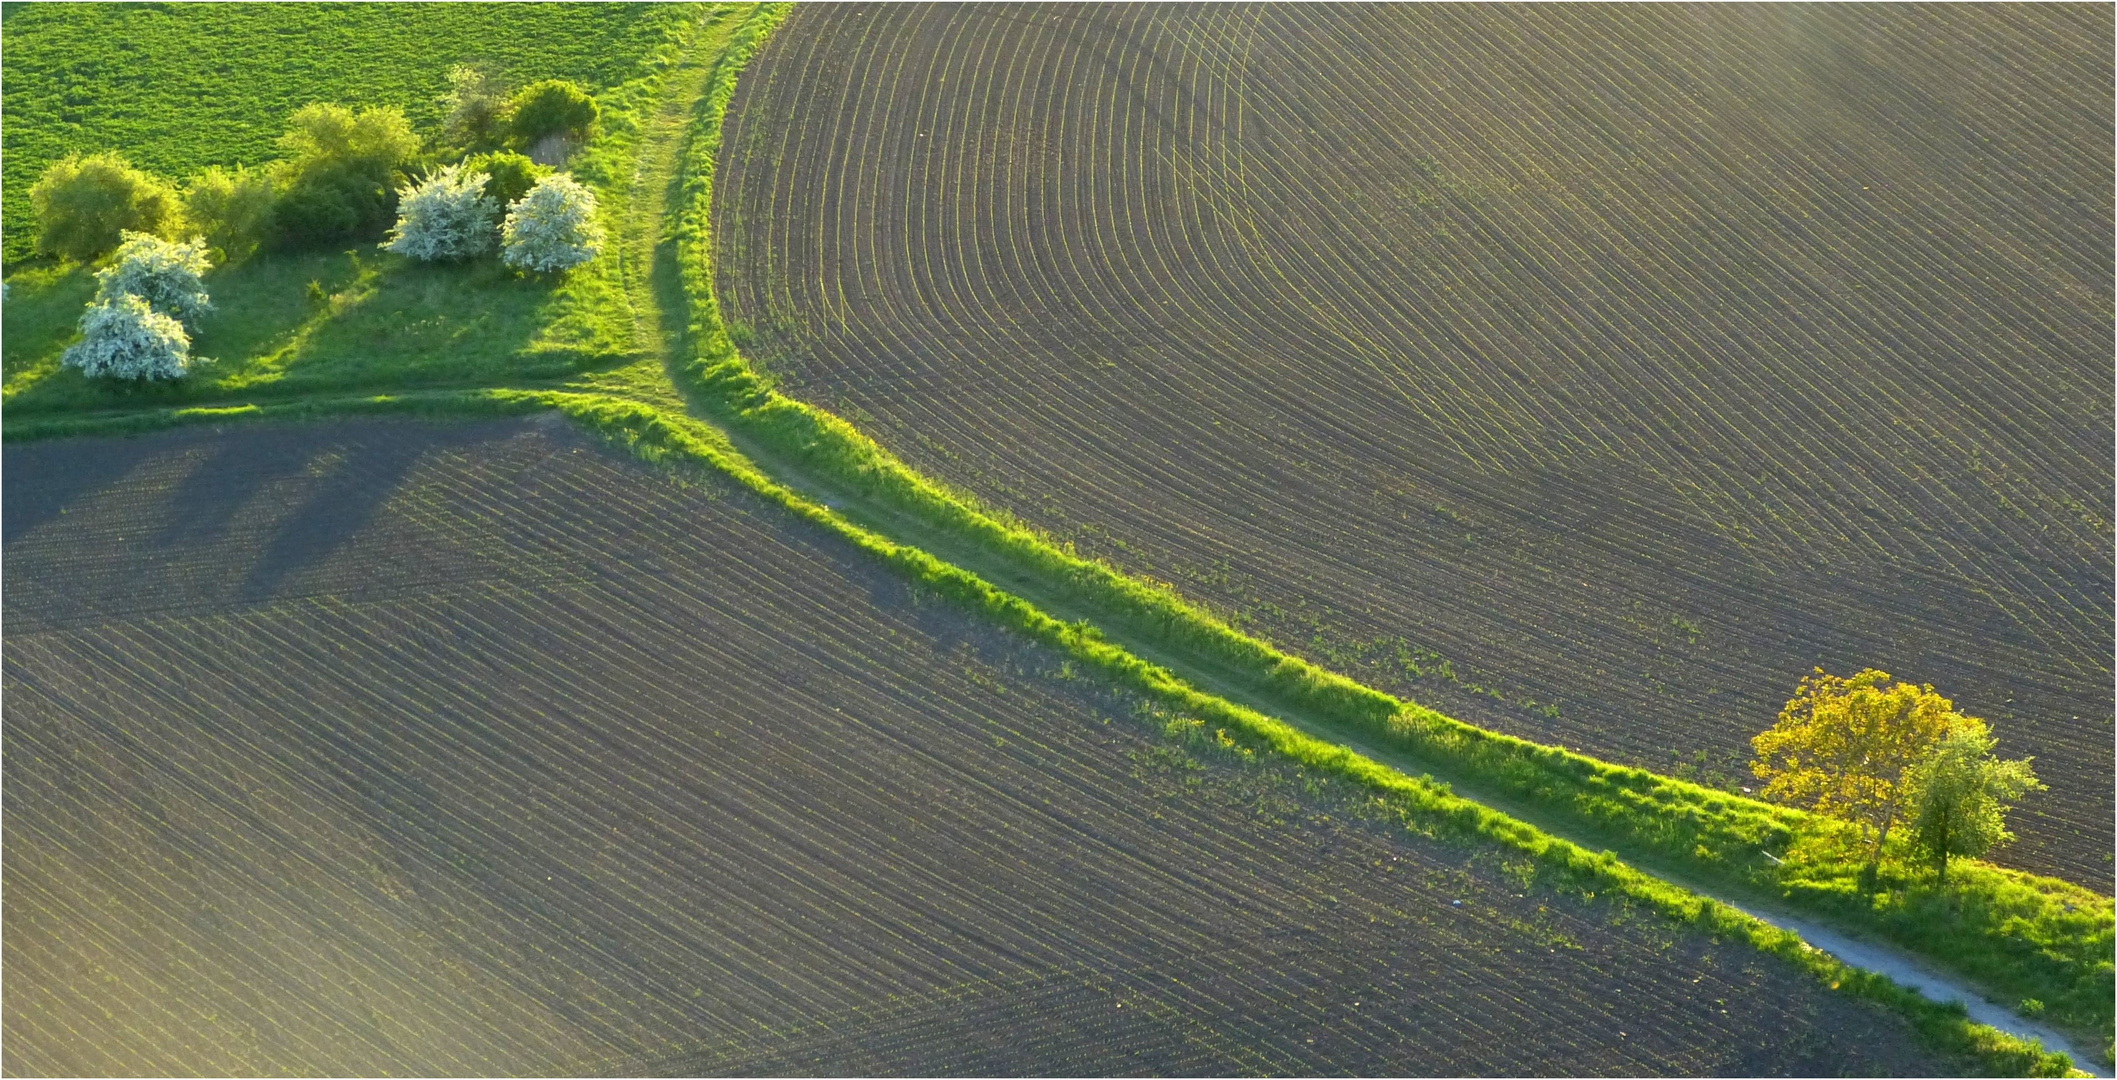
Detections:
[715, 4, 2116, 885]
[3, 418, 1952, 1076]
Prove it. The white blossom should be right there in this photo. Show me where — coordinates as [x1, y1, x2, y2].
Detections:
[95, 231, 214, 329]
[63, 293, 192, 380]
[501, 173, 602, 273]
[384, 164, 500, 261]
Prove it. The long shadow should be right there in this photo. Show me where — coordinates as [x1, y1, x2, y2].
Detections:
[149, 432, 323, 549]
[233, 421, 501, 604]
[3, 437, 152, 545]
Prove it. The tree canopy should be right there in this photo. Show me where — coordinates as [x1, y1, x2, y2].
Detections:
[1751, 668, 1968, 866]
[1903, 723, 2043, 883]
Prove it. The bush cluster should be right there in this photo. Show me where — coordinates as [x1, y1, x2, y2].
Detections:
[36, 70, 606, 381]
[63, 232, 214, 380]
[29, 72, 598, 266]
[29, 151, 182, 262]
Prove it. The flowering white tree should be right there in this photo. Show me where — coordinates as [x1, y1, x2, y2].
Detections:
[384, 164, 499, 261]
[501, 173, 602, 273]
[95, 231, 214, 329]
[63, 293, 193, 380]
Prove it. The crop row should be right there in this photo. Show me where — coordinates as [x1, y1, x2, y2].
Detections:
[714, 3, 2113, 882]
[2, 418, 1952, 1075]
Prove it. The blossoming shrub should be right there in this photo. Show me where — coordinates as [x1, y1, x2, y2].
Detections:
[384, 164, 499, 261]
[63, 294, 193, 380]
[94, 231, 215, 328]
[501, 174, 602, 273]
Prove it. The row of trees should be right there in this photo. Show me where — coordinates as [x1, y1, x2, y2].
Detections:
[1753, 667, 2042, 885]
[28, 70, 600, 265]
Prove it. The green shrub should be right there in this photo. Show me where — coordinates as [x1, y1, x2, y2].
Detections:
[28, 151, 182, 263]
[439, 63, 510, 151]
[271, 103, 421, 248]
[182, 164, 276, 262]
[463, 151, 548, 207]
[507, 79, 598, 152]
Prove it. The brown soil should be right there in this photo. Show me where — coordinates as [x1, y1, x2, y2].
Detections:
[3, 417, 1952, 1076]
[715, 3, 2114, 886]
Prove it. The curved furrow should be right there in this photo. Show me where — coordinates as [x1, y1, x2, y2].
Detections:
[716, 4, 2114, 883]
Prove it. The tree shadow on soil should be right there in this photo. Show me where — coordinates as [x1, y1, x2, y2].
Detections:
[233, 422, 500, 603]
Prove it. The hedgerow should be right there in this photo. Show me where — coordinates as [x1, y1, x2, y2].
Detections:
[2, 3, 696, 263]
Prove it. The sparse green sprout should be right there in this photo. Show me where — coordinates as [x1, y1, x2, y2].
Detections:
[384, 164, 499, 261]
[182, 164, 276, 262]
[63, 293, 193, 381]
[1903, 721, 2043, 885]
[93, 231, 214, 329]
[30, 151, 183, 262]
[501, 174, 601, 273]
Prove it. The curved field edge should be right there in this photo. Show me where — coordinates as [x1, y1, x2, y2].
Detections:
[670, 3, 2112, 1060]
[0, 5, 2094, 1072]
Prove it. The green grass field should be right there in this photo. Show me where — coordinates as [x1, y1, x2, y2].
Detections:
[0, 2, 694, 264]
[0, 2, 716, 415]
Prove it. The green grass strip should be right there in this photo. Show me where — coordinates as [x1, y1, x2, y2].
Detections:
[0, 389, 551, 442]
[666, 5, 2108, 1069]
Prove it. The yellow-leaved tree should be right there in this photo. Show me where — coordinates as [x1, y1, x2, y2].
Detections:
[1751, 668, 1969, 875]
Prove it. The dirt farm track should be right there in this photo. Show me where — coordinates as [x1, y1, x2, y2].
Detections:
[716, 3, 2115, 884]
[0, 419, 1958, 1076]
